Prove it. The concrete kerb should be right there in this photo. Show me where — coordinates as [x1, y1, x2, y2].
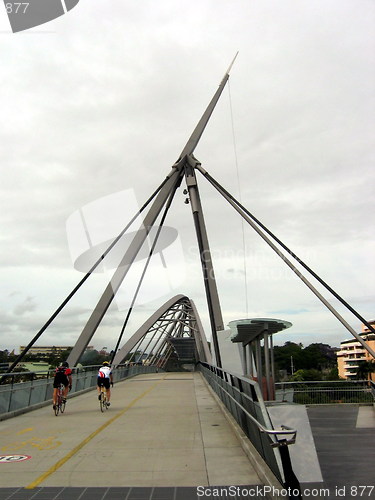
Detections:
[199, 372, 285, 500]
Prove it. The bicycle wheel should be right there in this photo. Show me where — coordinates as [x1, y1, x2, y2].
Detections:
[100, 390, 105, 412]
[104, 390, 109, 410]
[54, 395, 61, 416]
[55, 385, 65, 416]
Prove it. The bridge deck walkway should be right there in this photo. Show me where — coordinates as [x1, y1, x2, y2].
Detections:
[0, 372, 265, 494]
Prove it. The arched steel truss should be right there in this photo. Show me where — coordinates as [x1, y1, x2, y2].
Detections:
[112, 294, 212, 367]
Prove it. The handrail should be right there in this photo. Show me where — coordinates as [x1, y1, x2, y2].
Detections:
[215, 381, 297, 447]
[275, 379, 373, 404]
[199, 362, 302, 499]
[0, 364, 127, 386]
[0, 364, 160, 418]
[276, 379, 371, 386]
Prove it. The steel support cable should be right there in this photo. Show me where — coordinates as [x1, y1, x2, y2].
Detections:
[111, 174, 182, 364]
[197, 166, 375, 338]
[151, 308, 185, 366]
[1, 177, 172, 380]
[149, 337, 168, 366]
[149, 334, 171, 367]
[126, 337, 144, 365]
[141, 330, 160, 364]
[228, 80, 249, 317]
[196, 166, 375, 358]
[138, 313, 175, 364]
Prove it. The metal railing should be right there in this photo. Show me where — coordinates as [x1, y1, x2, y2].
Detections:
[275, 380, 374, 404]
[199, 362, 301, 499]
[0, 364, 160, 419]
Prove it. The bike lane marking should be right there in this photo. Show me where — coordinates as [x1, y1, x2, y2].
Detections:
[16, 428, 34, 435]
[1, 426, 62, 454]
[0, 455, 32, 463]
[25, 374, 168, 489]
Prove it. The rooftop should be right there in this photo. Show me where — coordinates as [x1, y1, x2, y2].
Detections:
[228, 318, 292, 344]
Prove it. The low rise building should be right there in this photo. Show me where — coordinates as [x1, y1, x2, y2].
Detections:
[19, 345, 94, 358]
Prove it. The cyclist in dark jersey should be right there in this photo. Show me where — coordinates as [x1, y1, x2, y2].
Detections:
[97, 361, 113, 406]
[53, 361, 72, 409]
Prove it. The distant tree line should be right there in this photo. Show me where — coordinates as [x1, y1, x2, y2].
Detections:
[273, 341, 339, 381]
[0, 347, 141, 371]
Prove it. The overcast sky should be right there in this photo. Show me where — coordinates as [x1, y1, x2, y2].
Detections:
[0, 0, 374, 356]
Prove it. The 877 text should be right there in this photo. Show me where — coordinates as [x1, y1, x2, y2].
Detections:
[5, 3, 29, 14]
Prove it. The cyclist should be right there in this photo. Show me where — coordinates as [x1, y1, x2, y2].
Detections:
[97, 361, 113, 406]
[53, 361, 72, 409]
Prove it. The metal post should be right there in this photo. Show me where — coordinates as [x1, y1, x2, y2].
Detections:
[242, 344, 247, 376]
[255, 338, 263, 396]
[246, 344, 252, 375]
[270, 334, 276, 391]
[248, 343, 254, 377]
[264, 327, 272, 400]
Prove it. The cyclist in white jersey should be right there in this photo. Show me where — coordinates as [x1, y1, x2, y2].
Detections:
[97, 361, 113, 405]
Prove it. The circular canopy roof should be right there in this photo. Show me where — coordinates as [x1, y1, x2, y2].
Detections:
[228, 318, 292, 344]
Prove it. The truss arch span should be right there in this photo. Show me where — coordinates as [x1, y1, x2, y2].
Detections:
[112, 295, 212, 369]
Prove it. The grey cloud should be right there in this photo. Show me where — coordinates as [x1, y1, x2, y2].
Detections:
[13, 296, 37, 316]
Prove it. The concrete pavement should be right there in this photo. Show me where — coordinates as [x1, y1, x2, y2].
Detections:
[0, 372, 266, 489]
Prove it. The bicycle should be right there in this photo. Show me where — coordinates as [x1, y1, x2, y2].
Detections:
[99, 386, 109, 412]
[54, 383, 66, 416]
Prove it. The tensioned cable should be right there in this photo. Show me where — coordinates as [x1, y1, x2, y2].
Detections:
[111, 173, 182, 364]
[228, 80, 249, 317]
[2, 176, 172, 379]
[195, 165, 375, 349]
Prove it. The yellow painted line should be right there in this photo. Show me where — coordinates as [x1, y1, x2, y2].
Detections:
[16, 427, 33, 435]
[26, 374, 167, 489]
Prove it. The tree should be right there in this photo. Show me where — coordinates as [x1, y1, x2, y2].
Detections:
[355, 360, 375, 381]
[0, 350, 9, 362]
[303, 343, 336, 371]
[80, 349, 106, 366]
[273, 341, 339, 381]
[46, 347, 72, 366]
[325, 367, 341, 380]
[274, 342, 304, 374]
[291, 369, 322, 381]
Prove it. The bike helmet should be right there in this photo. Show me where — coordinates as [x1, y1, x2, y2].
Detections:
[61, 361, 69, 368]
[102, 361, 110, 366]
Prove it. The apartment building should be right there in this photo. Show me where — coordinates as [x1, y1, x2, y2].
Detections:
[337, 321, 375, 380]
